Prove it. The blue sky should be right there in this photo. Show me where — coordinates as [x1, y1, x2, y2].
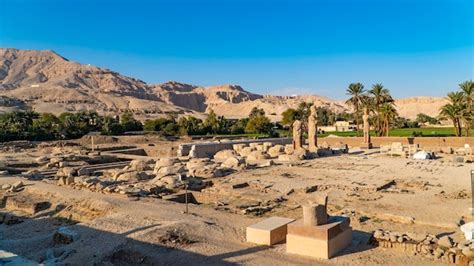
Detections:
[0, 0, 472, 99]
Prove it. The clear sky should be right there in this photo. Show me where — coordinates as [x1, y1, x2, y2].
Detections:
[0, 0, 472, 99]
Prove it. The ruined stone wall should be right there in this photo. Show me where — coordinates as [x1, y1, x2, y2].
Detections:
[320, 137, 474, 149]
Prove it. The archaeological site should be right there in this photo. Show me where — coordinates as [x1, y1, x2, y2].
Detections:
[1, 1, 472, 264]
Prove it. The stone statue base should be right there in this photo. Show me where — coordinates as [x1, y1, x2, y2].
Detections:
[360, 143, 373, 149]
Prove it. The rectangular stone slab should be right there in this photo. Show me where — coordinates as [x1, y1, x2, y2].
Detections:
[246, 217, 295, 245]
[5, 195, 51, 215]
[287, 216, 350, 241]
[287, 227, 352, 259]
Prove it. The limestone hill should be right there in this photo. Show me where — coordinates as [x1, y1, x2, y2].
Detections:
[0, 48, 447, 121]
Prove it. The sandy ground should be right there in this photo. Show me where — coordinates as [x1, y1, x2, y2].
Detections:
[1, 139, 470, 265]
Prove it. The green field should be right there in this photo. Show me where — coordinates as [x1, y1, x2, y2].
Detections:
[318, 127, 472, 137]
[207, 127, 471, 139]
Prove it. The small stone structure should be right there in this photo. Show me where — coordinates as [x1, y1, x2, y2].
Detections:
[177, 138, 292, 158]
[286, 197, 352, 259]
[292, 120, 303, 150]
[308, 105, 318, 152]
[372, 229, 473, 265]
[362, 107, 372, 149]
[380, 142, 420, 158]
[246, 217, 295, 245]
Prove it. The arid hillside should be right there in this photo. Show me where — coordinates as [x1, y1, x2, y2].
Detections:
[0, 48, 447, 121]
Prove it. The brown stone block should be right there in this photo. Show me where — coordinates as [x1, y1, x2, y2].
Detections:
[287, 216, 350, 241]
[246, 217, 295, 246]
[287, 227, 352, 259]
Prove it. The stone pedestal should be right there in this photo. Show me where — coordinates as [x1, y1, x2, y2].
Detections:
[286, 216, 352, 259]
[246, 217, 295, 245]
[360, 143, 373, 149]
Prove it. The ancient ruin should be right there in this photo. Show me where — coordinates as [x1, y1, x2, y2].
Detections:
[362, 107, 373, 149]
[292, 120, 303, 150]
[308, 105, 319, 152]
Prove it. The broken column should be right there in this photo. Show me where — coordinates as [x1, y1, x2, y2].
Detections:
[308, 105, 318, 152]
[303, 197, 328, 226]
[292, 120, 303, 150]
[287, 196, 352, 259]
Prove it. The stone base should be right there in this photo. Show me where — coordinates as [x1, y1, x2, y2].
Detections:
[360, 143, 373, 149]
[286, 216, 352, 259]
[246, 217, 295, 245]
[287, 227, 352, 259]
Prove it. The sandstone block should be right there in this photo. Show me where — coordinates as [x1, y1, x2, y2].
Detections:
[246, 217, 295, 246]
[286, 226, 352, 259]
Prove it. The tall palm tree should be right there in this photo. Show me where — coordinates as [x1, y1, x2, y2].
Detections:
[379, 103, 398, 136]
[439, 91, 465, 136]
[369, 83, 394, 136]
[345, 83, 365, 136]
[460, 80, 474, 136]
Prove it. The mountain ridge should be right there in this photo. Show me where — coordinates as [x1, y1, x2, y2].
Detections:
[0, 48, 447, 120]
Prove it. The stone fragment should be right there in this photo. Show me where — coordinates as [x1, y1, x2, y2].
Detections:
[373, 229, 384, 239]
[56, 167, 76, 178]
[115, 171, 150, 182]
[124, 159, 154, 171]
[246, 150, 270, 161]
[11, 181, 24, 192]
[35, 156, 49, 163]
[221, 156, 245, 168]
[267, 145, 284, 158]
[213, 149, 238, 162]
[238, 147, 255, 157]
[53, 226, 79, 244]
[154, 158, 180, 174]
[156, 165, 186, 177]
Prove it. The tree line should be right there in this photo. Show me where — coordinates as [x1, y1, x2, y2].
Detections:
[0, 107, 278, 142]
[439, 80, 474, 136]
[344, 81, 472, 137]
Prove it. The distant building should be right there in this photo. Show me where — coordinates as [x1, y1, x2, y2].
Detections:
[319, 120, 357, 132]
[334, 120, 357, 132]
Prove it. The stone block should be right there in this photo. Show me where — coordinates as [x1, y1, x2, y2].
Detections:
[5, 195, 51, 215]
[287, 226, 352, 259]
[246, 217, 295, 245]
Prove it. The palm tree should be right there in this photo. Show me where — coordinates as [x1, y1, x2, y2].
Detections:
[459, 80, 474, 136]
[439, 91, 465, 136]
[369, 83, 394, 136]
[345, 83, 365, 136]
[379, 103, 398, 136]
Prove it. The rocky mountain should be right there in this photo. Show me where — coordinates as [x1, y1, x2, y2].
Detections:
[0, 48, 447, 121]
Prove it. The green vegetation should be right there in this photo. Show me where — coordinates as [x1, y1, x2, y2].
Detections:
[0, 107, 278, 142]
[316, 127, 471, 138]
[281, 102, 353, 130]
[439, 80, 474, 136]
